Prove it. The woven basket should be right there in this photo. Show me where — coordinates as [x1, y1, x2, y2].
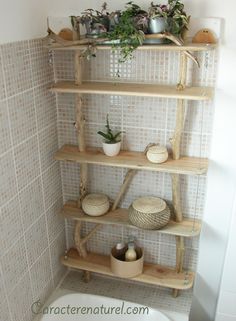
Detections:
[128, 197, 170, 230]
[82, 193, 110, 216]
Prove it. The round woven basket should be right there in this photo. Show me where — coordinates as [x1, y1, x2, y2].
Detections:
[128, 196, 170, 230]
[82, 193, 110, 216]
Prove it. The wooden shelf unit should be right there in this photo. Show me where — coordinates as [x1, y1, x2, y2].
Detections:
[50, 81, 214, 101]
[62, 201, 201, 238]
[50, 37, 216, 295]
[55, 145, 208, 176]
[62, 248, 194, 290]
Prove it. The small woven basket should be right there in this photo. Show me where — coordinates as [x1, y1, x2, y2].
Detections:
[128, 197, 170, 230]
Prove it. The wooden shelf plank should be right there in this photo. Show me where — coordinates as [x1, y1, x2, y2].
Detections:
[50, 81, 214, 101]
[61, 248, 194, 290]
[63, 201, 201, 237]
[49, 39, 217, 52]
[55, 145, 208, 175]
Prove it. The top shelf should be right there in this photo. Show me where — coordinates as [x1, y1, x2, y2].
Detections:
[49, 38, 217, 52]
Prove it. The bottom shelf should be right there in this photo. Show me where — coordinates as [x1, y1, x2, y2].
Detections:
[62, 248, 194, 291]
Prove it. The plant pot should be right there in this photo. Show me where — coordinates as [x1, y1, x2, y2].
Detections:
[146, 17, 166, 44]
[102, 141, 121, 157]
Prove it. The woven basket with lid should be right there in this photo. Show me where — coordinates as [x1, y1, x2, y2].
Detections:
[128, 196, 170, 230]
[82, 193, 110, 216]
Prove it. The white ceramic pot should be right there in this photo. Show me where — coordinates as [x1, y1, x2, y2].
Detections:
[102, 141, 121, 157]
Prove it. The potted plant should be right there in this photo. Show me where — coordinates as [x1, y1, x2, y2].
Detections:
[71, 2, 110, 38]
[148, 2, 168, 38]
[107, 1, 148, 62]
[148, 0, 190, 40]
[97, 115, 123, 157]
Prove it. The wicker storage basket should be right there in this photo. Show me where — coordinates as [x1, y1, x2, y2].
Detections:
[128, 196, 170, 230]
[82, 193, 110, 216]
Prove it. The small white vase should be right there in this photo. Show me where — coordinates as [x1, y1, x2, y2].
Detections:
[102, 141, 121, 157]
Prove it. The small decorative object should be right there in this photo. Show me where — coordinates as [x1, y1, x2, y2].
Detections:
[82, 193, 110, 216]
[192, 29, 217, 44]
[129, 196, 171, 229]
[114, 242, 127, 261]
[97, 114, 123, 157]
[111, 244, 143, 278]
[125, 241, 137, 262]
[58, 28, 73, 41]
[145, 143, 168, 163]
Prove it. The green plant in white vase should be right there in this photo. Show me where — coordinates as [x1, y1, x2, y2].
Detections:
[97, 115, 123, 157]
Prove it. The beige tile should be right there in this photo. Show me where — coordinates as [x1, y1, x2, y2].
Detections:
[0, 196, 23, 256]
[50, 230, 66, 277]
[0, 100, 11, 155]
[30, 249, 53, 300]
[38, 124, 58, 172]
[1, 41, 32, 97]
[8, 272, 33, 321]
[0, 49, 6, 101]
[53, 50, 75, 81]
[60, 162, 80, 197]
[25, 215, 48, 267]
[19, 177, 44, 230]
[0, 299, 12, 321]
[0, 267, 7, 302]
[57, 93, 76, 122]
[0, 150, 17, 205]
[42, 163, 62, 210]
[34, 84, 56, 131]
[53, 265, 67, 287]
[8, 90, 36, 146]
[29, 38, 53, 86]
[1, 235, 28, 295]
[14, 135, 40, 191]
[46, 197, 64, 244]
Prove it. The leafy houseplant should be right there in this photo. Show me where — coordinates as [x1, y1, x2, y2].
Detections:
[149, 0, 190, 39]
[71, 2, 110, 38]
[107, 2, 148, 62]
[97, 115, 123, 156]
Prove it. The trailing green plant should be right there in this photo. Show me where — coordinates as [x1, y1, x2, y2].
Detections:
[97, 115, 123, 143]
[149, 0, 190, 37]
[107, 1, 147, 62]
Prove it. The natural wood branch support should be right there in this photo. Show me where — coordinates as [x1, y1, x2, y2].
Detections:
[112, 169, 137, 211]
[173, 236, 185, 297]
[80, 224, 101, 246]
[171, 52, 188, 297]
[74, 50, 90, 282]
[171, 174, 182, 222]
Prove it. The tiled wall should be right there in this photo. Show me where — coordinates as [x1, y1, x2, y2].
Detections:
[0, 39, 66, 321]
[53, 48, 217, 273]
